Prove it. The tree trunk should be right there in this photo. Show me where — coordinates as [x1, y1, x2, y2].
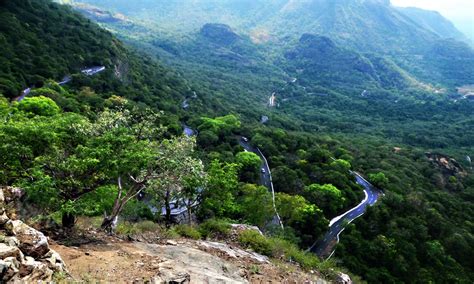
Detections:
[61, 212, 75, 228]
[165, 190, 172, 226]
[187, 206, 192, 225]
[101, 176, 144, 233]
[101, 205, 122, 234]
[101, 177, 126, 233]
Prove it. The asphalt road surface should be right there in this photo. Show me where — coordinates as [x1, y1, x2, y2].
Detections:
[309, 172, 382, 259]
[16, 66, 105, 102]
[238, 138, 271, 188]
[238, 137, 283, 228]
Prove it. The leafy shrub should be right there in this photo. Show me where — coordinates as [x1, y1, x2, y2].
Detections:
[121, 199, 155, 221]
[238, 230, 340, 276]
[172, 224, 202, 240]
[269, 238, 319, 270]
[198, 218, 231, 239]
[238, 229, 272, 256]
[17, 96, 60, 117]
[116, 220, 160, 235]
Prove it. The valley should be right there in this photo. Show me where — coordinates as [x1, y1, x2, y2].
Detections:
[1, 1, 473, 283]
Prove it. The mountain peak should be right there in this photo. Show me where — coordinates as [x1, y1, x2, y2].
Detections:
[200, 23, 240, 45]
[299, 34, 336, 50]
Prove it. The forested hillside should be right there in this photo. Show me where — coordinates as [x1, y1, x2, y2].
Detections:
[0, 0, 190, 113]
[1, 1, 473, 283]
[0, 1, 359, 281]
[396, 6, 467, 40]
[73, 0, 474, 89]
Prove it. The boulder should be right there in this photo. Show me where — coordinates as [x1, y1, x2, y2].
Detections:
[21, 264, 53, 281]
[5, 220, 50, 258]
[0, 259, 18, 281]
[19, 256, 40, 277]
[0, 212, 9, 226]
[198, 241, 269, 264]
[0, 186, 68, 282]
[0, 243, 21, 259]
[42, 249, 67, 272]
[2, 257, 20, 280]
[335, 272, 352, 284]
[155, 271, 191, 284]
[19, 257, 53, 280]
[230, 224, 263, 235]
[0, 187, 24, 204]
[4, 236, 19, 247]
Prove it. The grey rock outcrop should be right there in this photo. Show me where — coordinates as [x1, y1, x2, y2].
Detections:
[0, 186, 68, 282]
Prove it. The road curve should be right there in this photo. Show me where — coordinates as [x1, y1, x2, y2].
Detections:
[309, 171, 383, 259]
[238, 137, 284, 229]
[16, 66, 105, 102]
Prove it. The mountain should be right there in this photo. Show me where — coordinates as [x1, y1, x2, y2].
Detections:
[420, 39, 474, 86]
[73, 0, 468, 52]
[0, 0, 189, 110]
[396, 7, 467, 41]
[285, 34, 413, 90]
[70, 0, 474, 89]
[2, 1, 474, 284]
[200, 23, 241, 46]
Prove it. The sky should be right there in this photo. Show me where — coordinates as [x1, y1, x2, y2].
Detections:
[391, 0, 474, 40]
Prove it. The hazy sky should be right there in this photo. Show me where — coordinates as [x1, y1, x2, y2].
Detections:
[391, 0, 474, 39]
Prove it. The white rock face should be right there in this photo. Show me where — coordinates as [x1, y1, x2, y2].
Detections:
[134, 242, 248, 284]
[336, 272, 353, 284]
[0, 243, 21, 259]
[0, 186, 68, 282]
[5, 220, 50, 258]
[198, 241, 269, 264]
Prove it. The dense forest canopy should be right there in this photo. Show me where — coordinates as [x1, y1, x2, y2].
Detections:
[1, 0, 473, 283]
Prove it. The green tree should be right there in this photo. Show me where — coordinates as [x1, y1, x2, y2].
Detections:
[23, 108, 165, 228]
[276, 193, 328, 246]
[0, 111, 86, 185]
[236, 151, 261, 171]
[198, 114, 240, 137]
[17, 96, 60, 117]
[329, 159, 351, 172]
[199, 160, 240, 219]
[238, 183, 273, 228]
[368, 172, 389, 188]
[236, 151, 261, 183]
[197, 130, 219, 148]
[0, 96, 8, 116]
[146, 136, 206, 225]
[273, 166, 302, 193]
[304, 183, 345, 217]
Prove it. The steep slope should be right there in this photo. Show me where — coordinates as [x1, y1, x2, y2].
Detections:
[200, 23, 241, 46]
[0, 0, 188, 110]
[396, 7, 467, 41]
[262, 0, 436, 53]
[0, 0, 122, 98]
[69, 0, 474, 88]
[418, 39, 474, 86]
[74, 0, 464, 53]
[284, 34, 413, 90]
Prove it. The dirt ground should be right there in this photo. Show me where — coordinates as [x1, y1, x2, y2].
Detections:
[51, 232, 327, 283]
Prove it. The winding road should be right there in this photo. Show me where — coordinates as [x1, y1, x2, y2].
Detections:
[309, 171, 383, 259]
[268, 75, 383, 259]
[238, 137, 284, 229]
[16, 66, 105, 102]
[181, 95, 380, 253]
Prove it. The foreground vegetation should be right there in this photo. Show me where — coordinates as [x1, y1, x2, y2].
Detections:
[0, 1, 473, 283]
